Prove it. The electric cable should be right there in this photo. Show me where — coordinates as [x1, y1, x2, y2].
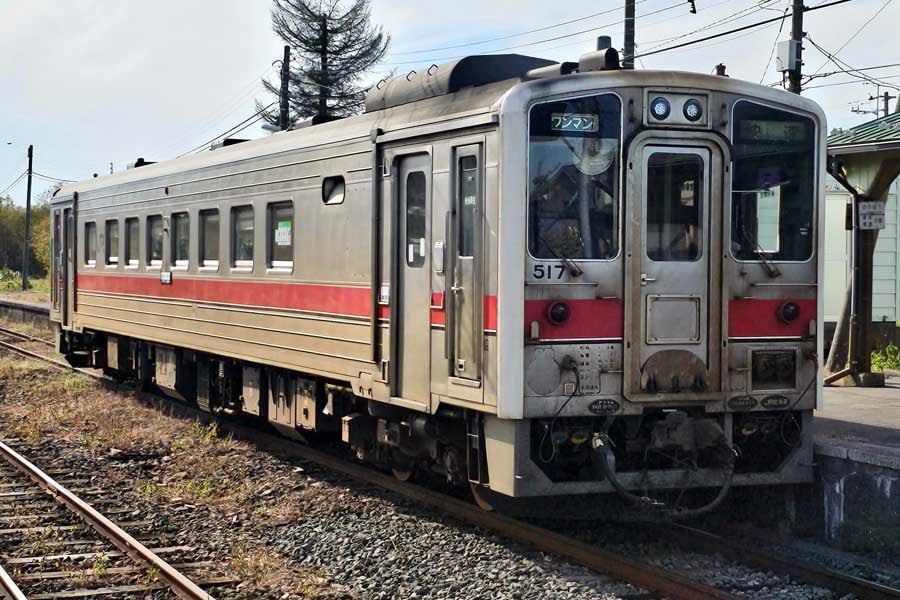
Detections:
[632, 0, 854, 60]
[377, 1, 687, 67]
[385, 0, 654, 56]
[759, 4, 790, 83]
[0, 171, 27, 197]
[32, 171, 74, 183]
[178, 102, 277, 157]
[538, 360, 580, 464]
[807, 0, 893, 77]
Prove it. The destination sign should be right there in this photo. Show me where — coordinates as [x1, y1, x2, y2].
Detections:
[551, 113, 599, 133]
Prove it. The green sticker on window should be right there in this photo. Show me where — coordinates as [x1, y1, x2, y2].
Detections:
[275, 220, 292, 246]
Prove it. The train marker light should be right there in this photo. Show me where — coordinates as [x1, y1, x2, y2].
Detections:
[546, 302, 571, 325]
[683, 99, 703, 122]
[778, 302, 800, 323]
[650, 97, 670, 120]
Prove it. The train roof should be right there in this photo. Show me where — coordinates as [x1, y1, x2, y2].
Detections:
[55, 53, 824, 203]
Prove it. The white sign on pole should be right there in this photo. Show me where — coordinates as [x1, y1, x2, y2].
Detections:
[858, 201, 885, 230]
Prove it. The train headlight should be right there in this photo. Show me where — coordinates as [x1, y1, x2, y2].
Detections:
[650, 97, 670, 120]
[546, 301, 571, 325]
[778, 302, 800, 323]
[682, 99, 704, 122]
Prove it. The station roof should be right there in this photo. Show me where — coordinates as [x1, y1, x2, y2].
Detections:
[828, 110, 900, 155]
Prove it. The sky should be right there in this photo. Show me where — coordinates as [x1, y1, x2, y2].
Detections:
[1, 0, 898, 205]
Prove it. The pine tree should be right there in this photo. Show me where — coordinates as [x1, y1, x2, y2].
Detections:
[260, 0, 389, 124]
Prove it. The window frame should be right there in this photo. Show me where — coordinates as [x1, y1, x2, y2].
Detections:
[644, 151, 705, 263]
[171, 212, 190, 269]
[728, 99, 819, 265]
[267, 201, 295, 272]
[231, 205, 255, 270]
[322, 175, 346, 205]
[525, 91, 624, 263]
[199, 209, 220, 270]
[105, 219, 119, 268]
[124, 217, 140, 269]
[147, 215, 163, 269]
[405, 171, 428, 268]
[84, 221, 97, 267]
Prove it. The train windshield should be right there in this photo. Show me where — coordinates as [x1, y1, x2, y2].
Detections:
[731, 102, 816, 262]
[528, 94, 621, 260]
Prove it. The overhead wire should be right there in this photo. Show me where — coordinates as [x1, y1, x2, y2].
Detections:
[385, 0, 654, 56]
[807, 0, 893, 77]
[0, 171, 27, 198]
[178, 102, 277, 157]
[759, 2, 790, 83]
[32, 171, 75, 183]
[631, 0, 853, 59]
[805, 36, 900, 91]
[376, 1, 687, 67]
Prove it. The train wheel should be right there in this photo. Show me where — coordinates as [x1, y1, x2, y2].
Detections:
[391, 467, 413, 482]
[470, 483, 494, 512]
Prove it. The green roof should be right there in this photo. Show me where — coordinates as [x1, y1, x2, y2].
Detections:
[828, 111, 900, 147]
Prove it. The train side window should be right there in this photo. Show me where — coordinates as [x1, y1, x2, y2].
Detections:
[125, 217, 140, 267]
[200, 209, 220, 268]
[645, 152, 703, 262]
[147, 215, 163, 267]
[105, 220, 119, 266]
[268, 202, 293, 270]
[84, 222, 97, 267]
[406, 172, 427, 268]
[322, 176, 345, 205]
[172, 212, 189, 268]
[232, 206, 254, 268]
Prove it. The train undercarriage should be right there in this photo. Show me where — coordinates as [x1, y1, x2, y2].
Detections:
[59, 328, 812, 516]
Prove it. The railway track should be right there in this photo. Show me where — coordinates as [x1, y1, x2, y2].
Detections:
[1, 319, 899, 599]
[0, 437, 232, 599]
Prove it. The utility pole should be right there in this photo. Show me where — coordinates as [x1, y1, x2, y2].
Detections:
[883, 91, 897, 118]
[279, 45, 291, 131]
[787, 0, 804, 94]
[21, 145, 33, 291]
[623, 0, 635, 70]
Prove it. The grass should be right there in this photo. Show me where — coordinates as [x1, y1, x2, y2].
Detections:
[871, 342, 900, 372]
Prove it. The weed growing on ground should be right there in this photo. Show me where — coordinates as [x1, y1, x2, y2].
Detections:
[91, 554, 109, 578]
[872, 342, 900, 372]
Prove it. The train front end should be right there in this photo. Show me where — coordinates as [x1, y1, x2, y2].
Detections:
[486, 65, 824, 506]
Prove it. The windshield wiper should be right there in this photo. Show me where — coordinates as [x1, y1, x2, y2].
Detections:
[740, 227, 781, 278]
[539, 235, 584, 277]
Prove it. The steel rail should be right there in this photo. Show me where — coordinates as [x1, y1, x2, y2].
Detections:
[3, 319, 897, 599]
[663, 524, 900, 600]
[0, 328, 736, 600]
[0, 565, 27, 600]
[0, 324, 53, 346]
[0, 439, 213, 600]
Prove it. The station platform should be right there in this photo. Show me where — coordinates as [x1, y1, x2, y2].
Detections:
[813, 375, 900, 552]
[817, 374, 900, 454]
[0, 296, 49, 319]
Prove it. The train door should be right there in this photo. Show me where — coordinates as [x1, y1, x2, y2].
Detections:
[62, 205, 76, 328]
[624, 140, 724, 399]
[448, 144, 484, 393]
[50, 208, 63, 322]
[394, 154, 432, 406]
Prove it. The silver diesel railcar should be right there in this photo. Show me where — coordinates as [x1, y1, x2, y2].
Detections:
[50, 50, 824, 513]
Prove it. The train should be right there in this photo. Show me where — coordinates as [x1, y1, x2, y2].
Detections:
[50, 47, 824, 515]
